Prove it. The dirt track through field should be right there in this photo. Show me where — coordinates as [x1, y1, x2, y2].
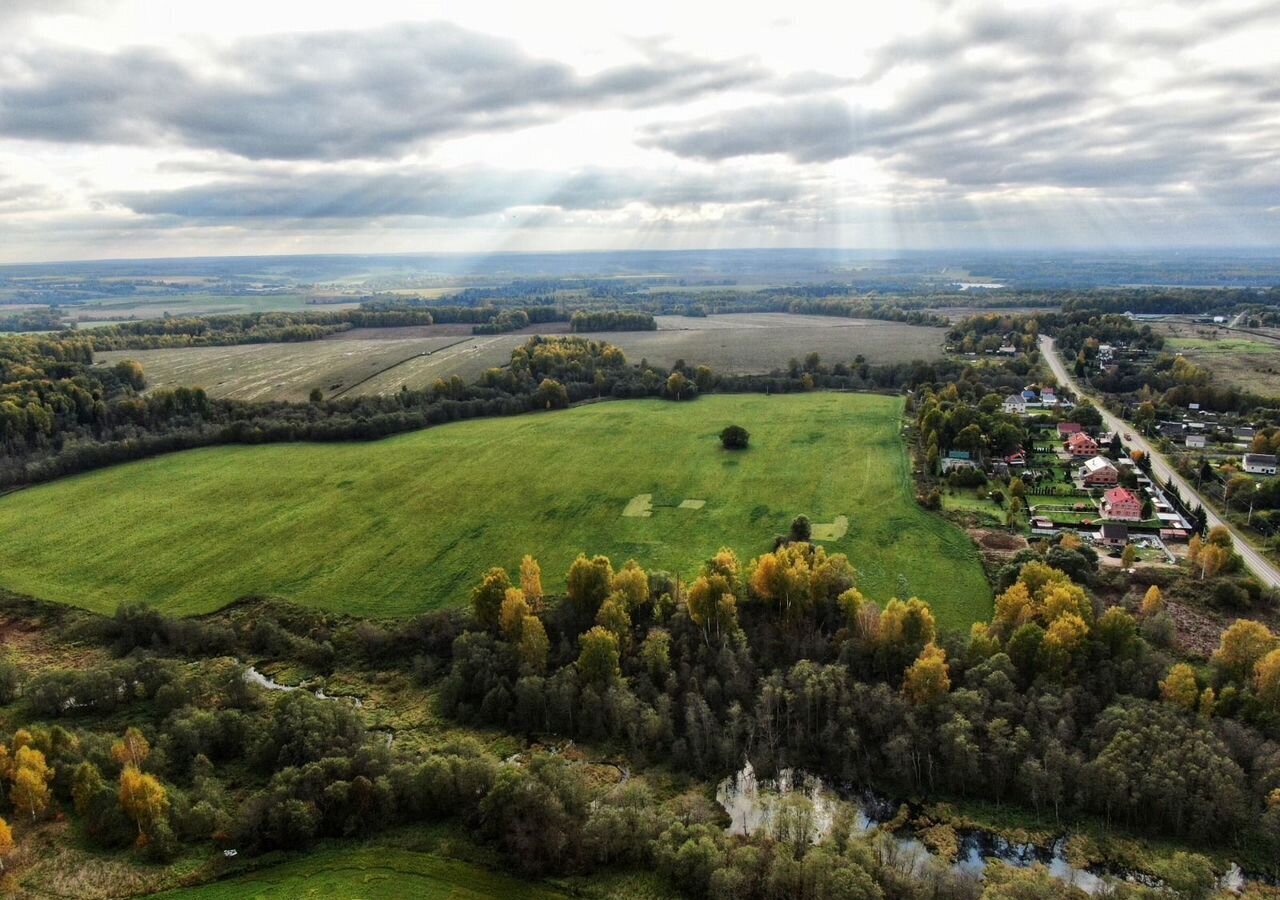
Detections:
[328, 337, 474, 398]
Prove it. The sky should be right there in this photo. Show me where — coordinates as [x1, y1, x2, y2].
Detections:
[0, 0, 1277, 263]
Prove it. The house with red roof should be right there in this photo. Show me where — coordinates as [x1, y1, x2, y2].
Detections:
[1102, 487, 1143, 521]
[1057, 422, 1083, 437]
[1066, 432, 1099, 457]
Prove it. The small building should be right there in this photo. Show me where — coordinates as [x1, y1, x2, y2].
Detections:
[1080, 456, 1119, 486]
[998, 344, 1017, 355]
[1057, 422, 1084, 437]
[1243, 453, 1278, 476]
[1213, 315, 1227, 324]
[1067, 432, 1099, 458]
[1186, 434, 1207, 449]
[1005, 450, 1027, 467]
[1188, 403, 1200, 411]
[1098, 522, 1130, 546]
[1102, 487, 1144, 521]
[1235, 426, 1256, 440]
[1158, 422, 1186, 439]
[1021, 389, 1041, 408]
[941, 450, 979, 473]
[1040, 388, 1057, 405]
[1002, 394, 1026, 414]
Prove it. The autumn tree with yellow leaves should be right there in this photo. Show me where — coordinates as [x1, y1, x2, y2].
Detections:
[1212, 620, 1277, 682]
[684, 550, 737, 636]
[747, 543, 855, 624]
[1255, 648, 1280, 712]
[1140, 585, 1164, 617]
[0, 817, 11, 872]
[903, 642, 951, 704]
[519, 555, 543, 611]
[118, 765, 169, 840]
[10, 746, 53, 821]
[1160, 663, 1200, 710]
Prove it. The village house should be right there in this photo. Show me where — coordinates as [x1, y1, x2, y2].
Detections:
[1158, 422, 1186, 439]
[1102, 486, 1144, 521]
[1243, 453, 1278, 476]
[1098, 522, 1129, 546]
[1186, 434, 1207, 449]
[1066, 432, 1099, 458]
[1079, 456, 1119, 486]
[1002, 393, 1026, 414]
[1040, 387, 1057, 406]
[1021, 389, 1041, 408]
[941, 450, 979, 473]
[1235, 426, 1256, 441]
[1057, 422, 1083, 437]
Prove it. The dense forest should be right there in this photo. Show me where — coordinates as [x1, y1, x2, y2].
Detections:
[2, 527, 1278, 896]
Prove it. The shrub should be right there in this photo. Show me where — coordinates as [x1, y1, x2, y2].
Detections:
[719, 425, 750, 450]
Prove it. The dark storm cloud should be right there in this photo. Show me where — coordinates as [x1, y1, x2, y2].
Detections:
[644, 3, 1280, 209]
[107, 167, 802, 220]
[0, 23, 770, 160]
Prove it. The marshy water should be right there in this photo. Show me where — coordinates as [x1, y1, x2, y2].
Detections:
[715, 761, 1260, 894]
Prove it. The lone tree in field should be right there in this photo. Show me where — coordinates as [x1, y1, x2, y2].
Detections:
[720, 425, 749, 450]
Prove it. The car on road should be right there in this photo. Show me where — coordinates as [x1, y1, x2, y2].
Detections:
[1124, 433, 1132, 440]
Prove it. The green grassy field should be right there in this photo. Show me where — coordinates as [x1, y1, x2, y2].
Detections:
[163, 848, 567, 899]
[0, 394, 991, 628]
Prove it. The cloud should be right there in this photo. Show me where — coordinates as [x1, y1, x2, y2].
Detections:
[642, 2, 1280, 211]
[106, 167, 804, 220]
[644, 99, 858, 163]
[0, 23, 770, 160]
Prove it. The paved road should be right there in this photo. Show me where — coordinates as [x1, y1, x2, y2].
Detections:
[1039, 335, 1280, 588]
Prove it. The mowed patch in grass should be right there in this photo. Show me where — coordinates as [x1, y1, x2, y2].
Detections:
[160, 848, 566, 899]
[0, 394, 991, 628]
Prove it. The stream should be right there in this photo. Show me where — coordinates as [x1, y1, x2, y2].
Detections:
[716, 762, 1259, 894]
[243, 666, 364, 707]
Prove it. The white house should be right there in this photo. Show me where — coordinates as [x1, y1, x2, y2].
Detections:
[1186, 434, 1207, 449]
[1080, 456, 1119, 486]
[1243, 453, 1278, 476]
[1002, 393, 1026, 414]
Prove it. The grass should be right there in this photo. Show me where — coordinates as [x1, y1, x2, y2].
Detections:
[1166, 337, 1275, 354]
[0, 393, 991, 628]
[157, 847, 568, 899]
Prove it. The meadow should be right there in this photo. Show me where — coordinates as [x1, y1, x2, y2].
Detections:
[1162, 328, 1280, 395]
[161, 848, 567, 899]
[97, 313, 945, 402]
[0, 393, 991, 628]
